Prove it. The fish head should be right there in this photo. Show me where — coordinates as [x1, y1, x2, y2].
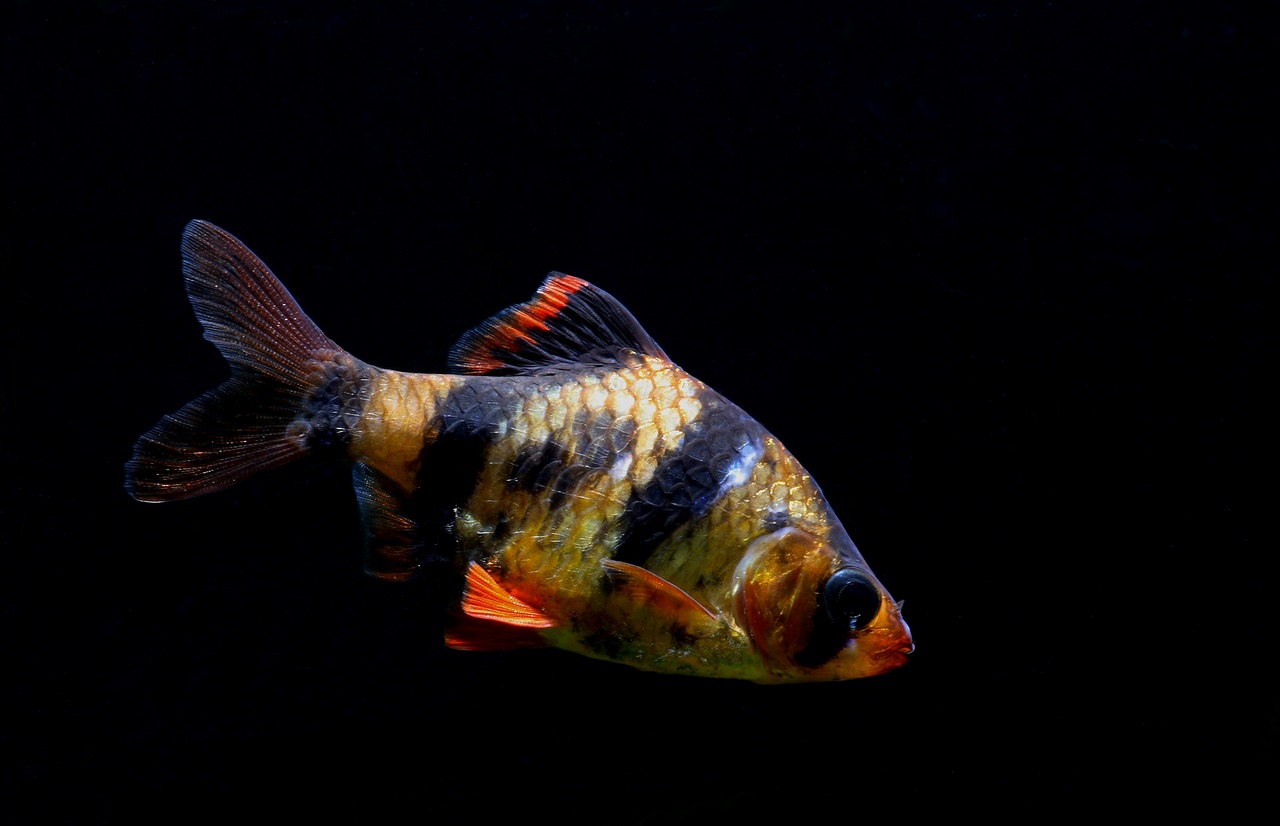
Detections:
[731, 527, 913, 683]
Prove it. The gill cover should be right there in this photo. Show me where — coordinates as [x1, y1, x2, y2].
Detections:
[732, 527, 913, 682]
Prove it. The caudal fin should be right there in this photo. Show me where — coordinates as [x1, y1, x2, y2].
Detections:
[125, 220, 342, 502]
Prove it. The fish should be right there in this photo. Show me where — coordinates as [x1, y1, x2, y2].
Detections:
[125, 220, 914, 683]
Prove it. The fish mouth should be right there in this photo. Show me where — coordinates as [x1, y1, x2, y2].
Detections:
[868, 640, 914, 672]
[865, 648, 911, 676]
[875, 644, 913, 661]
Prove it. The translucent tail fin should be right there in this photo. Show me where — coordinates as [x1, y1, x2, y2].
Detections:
[125, 220, 341, 502]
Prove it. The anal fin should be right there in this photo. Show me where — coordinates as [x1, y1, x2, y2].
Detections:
[353, 462, 422, 582]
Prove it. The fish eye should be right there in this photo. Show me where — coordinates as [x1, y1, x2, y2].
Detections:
[823, 568, 881, 631]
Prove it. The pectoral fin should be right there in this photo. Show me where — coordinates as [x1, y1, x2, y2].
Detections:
[601, 559, 721, 635]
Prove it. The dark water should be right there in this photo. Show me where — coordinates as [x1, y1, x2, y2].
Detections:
[5, 2, 1272, 821]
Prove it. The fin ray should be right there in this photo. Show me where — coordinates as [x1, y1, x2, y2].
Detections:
[458, 563, 557, 628]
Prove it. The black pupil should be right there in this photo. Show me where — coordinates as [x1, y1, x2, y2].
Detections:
[825, 569, 880, 630]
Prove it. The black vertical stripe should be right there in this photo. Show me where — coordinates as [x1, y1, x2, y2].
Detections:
[412, 380, 522, 555]
[613, 392, 765, 565]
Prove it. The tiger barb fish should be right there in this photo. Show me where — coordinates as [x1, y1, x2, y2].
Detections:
[125, 220, 914, 683]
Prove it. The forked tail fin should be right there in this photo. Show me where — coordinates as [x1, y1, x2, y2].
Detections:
[125, 220, 342, 502]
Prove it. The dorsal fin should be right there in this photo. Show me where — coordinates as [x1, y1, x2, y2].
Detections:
[447, 273, 670, 375]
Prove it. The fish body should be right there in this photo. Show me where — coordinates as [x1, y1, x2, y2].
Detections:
[127, 220, 913, 683]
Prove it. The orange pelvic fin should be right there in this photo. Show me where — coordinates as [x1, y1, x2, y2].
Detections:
[601, 559, 720, 634]
[458, 563, 557, 628]
[444, 563, 556, 651]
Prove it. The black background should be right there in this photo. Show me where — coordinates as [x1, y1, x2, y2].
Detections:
[4, 1, 1274, 821]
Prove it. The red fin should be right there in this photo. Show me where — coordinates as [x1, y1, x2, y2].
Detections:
[444, 617, 549, 651]
[458, 563, 556, 628]
[447, 273, 670, 375]
[601, 559, 720, 633]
